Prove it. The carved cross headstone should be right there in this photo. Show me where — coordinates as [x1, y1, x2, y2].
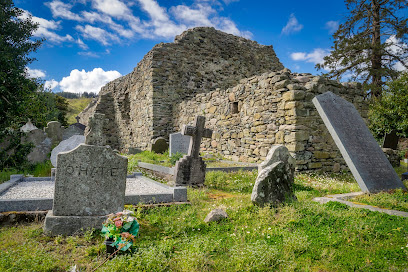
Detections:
[174, 116, 213, 186]
[85, 113, 108, 146]
[75, 116, 80, 123]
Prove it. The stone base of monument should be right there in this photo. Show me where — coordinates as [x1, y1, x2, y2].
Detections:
[43, 210, 108, 236]
[174, 156, 206, 186]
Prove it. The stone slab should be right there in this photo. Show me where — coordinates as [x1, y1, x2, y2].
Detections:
[0, 175, 187, 212]
[313, 92, 405, 193]
[50, 135, 85, 167]
[382, 130, 399, 150]
[169, 132, 191, 156]
[313, 192, 408, 218]
[43, 210, 107, 236]
[138, 162, 175, 175]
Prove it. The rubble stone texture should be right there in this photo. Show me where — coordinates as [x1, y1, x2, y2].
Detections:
[204, 209, 228, 223]
[79, 27, 368, 172]
[85, 113, 108, 146]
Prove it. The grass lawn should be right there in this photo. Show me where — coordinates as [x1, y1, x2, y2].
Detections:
[66, 98, 92, 124]
[1, 171, 407, 271]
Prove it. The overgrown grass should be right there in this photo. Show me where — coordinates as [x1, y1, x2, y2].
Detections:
[1, 171, 408, 271]
[353, 189, 408, 212]
[0, 160, 53, 184]
[66, 98, 92, 124]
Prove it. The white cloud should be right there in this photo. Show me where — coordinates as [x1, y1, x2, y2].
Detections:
[26, 67, 46, 78]
[325, 20, 339, 34]
[171, 4, 214, 26]
[76, 25, 120, 45]
[385, 35, 408, 71]
[77, 38, 88, 50]
[46, 0, 82, 21]
[44, 79, 59, 90]
[281, 13, 303, 35]
[290, 48, 329, 65]
[59, 68, 121, 94]
[92, 0, 132, 17]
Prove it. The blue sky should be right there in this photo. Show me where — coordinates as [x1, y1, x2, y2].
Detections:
[17, 0, 350, 94]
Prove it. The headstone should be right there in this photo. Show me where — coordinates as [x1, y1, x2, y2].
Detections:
[128, 147, 142, 154]
[50, 135, 86, 167]
[313, 91, 406, 193]
[174, 116, 213, 186]
[63, 125, 85, 140]
[22, 129, 52, 164]
[20, 119, 38, 132]
[85, 113, 108, 146]
[251, 145, 296, 207]
[44, 121, 63, 145]
[204, 209, 228, 223]
[382, 130, 399, 150]
[151, 137, 168, 154]
[169, 132, 191, 156]
[43, 144, 128, 236]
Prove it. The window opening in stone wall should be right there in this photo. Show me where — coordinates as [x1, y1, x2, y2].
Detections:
[231, 101, 239, 114]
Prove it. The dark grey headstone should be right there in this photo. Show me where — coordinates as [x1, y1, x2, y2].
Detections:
[22, 129, 52, 164]
[63, 124, 85, 140]
[313, 92, 406, 193]
[43, 144, 127, 235]
[151, 137, 168, 154]
[169, 132, 191, 156]
[44, 121, 63, 145]
[382, 130, 399, 150]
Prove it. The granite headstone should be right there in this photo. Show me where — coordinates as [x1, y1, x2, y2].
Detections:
[313, 91, 406, 193]
[43, 144, 127, 236]
[22, 129, 52, 164]
[151, 137, 168, 154]
[382, 130, 399, 150]
[44, 121, 63, 145]
[169, 132, 191, 156]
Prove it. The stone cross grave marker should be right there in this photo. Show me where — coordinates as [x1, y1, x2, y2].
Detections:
[43, 144, 128, 236]
[85, 113, 108, 146]
[382, 130, 399, 150]
[313, 91, 406, 193]
[169, 132, 191, 156]
[174, 116, 212, 186]
[44, 121, 63, 145]
[75, 116, 80, 123]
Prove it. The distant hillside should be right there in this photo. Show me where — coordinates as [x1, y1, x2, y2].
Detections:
[66, 98, 92, 124]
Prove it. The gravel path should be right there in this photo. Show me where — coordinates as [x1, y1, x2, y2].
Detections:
[0, 177, 171, 200]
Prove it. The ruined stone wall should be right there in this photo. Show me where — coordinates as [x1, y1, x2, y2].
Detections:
[173, 69, 368, 172]
[81, 27, 284, 150]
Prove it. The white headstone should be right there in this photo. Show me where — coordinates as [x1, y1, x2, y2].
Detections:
[169, 132, 191, 156]
[50, 135, 85, 167]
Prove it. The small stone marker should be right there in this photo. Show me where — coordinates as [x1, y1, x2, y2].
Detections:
[313, 92, 406, 193]
[50, 135, 86, 167]
[382, 130, 399, 150]
[22, 129, 52, 164]
[43, 144, 128, 236]
[204, 209, 228, 223]
[20, 119, 38, 132]
[44, 121, 63, 145]
[85, 113, 108, 146]
[63, 125, 85, 140]
[174, 116, 213, 186]
[251, 145, 296, 207]
[169, 132, 191, 156]
[151, 137, 168, 154]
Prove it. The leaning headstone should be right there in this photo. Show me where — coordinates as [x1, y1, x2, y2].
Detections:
[50, 135, 86, 167]
[151, 137, 168, 154]
[382, 130, 399, 150]
[174, 116, 213, 186]
[169, 132, 191, 156]
[43, 144, 128, 236]
[63, 124, 85, 140]
[313, 91, 406, 193]
[44, 121, 63, 146]
[251, 145, 296, 207]
[20, 119, 38, 132]
[85, 113, 108, 146]
[22, 129, 52, 164]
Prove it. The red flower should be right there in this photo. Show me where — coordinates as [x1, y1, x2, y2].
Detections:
[115, 220, 123, 227]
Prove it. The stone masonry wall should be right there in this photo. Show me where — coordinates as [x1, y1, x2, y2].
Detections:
[80, 27, 284, 151]
[173, 69, 368, 172]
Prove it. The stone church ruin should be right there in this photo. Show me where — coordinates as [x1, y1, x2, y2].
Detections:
[80, 27, 368, 172]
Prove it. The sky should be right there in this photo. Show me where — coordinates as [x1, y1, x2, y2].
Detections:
[16, 0, 352, 94]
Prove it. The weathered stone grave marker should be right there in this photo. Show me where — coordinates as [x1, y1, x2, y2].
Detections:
[50, 135, 86, 167]
[174, 116, 213, 186]
[169, 132, 191, 156]
[63, 116, 86, 140]
[85, 113, 108, 146]
[151, 137, 168, 154]
[313, 91, 406, 193]
[44, 121, 63, 145]
[43, 144, 127, 235]
[382, 130, 399, 150]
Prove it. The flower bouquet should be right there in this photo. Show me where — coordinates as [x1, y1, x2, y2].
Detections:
[101, 210, 140, 252]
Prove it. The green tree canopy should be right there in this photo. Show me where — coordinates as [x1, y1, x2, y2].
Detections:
[316, 0, 408, 96]
[369, 72, 408, 138]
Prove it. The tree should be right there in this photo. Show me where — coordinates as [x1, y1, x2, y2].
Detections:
[369, 72, 408, 138]
[316, 0, 408, 96]
[0, 0, 43, 128]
